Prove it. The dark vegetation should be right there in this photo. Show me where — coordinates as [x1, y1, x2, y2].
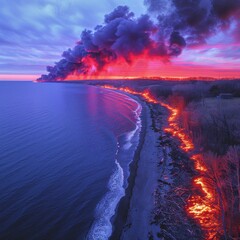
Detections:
[126, 79, 239, 239]
[149, 80, 240, 239]
[148, 104, 203, 240]
[83, 78, 240, 239]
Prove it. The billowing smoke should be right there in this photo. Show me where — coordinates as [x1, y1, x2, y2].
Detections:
[37, 6, 184, 81]
[145, 0, 240, 45]
[38, 1, 240, 81]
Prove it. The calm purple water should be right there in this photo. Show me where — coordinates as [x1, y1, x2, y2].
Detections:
[0, 82, 141, 240]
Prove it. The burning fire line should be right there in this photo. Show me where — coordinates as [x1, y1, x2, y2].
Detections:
[101, 85, 222, 239]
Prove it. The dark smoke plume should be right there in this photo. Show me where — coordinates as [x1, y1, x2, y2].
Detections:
[38, 1, 240, 81]
[145, 0, 240, 44]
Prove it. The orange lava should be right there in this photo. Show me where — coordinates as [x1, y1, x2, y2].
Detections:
[101, 85, 222, 239]
[187, 154, 222, 239]
[187, 177, 221, 239]
[191, 154, 207, 172]
[158, 100, 194, 152]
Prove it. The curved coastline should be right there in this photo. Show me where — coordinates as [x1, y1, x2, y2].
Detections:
[109, 94, 147, 240]
[87, 87, 144, 240]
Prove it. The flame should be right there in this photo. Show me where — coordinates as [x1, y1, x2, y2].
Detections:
[187, 175, 220, 239]
[191, 154, 207, 172]
[187, 153, 221, 239]
[159, 101, 194, 152]
[101, 84, 222, 239]
[63, 53, 240, 80]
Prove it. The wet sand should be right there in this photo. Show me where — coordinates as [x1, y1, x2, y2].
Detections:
[121, 102, 161, 240]
[111, 100, 162, 239]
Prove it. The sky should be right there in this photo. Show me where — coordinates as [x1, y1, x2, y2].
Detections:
[0, 0, 240, 81]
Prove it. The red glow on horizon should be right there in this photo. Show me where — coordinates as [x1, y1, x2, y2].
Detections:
[64, 54, 240, 80]
[0, 74, 39, 81]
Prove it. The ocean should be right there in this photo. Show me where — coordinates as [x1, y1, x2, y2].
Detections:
[0, 82, 141, 240]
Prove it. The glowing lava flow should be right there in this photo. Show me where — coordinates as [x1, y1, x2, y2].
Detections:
[101, 85, 221, 239]
[102, 85, 194, 153]
[187, 155, 222, 239]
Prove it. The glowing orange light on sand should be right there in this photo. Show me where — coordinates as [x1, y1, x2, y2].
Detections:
[101, 85, 222, 239]
[159, 100, 194, 152]
[187, 175, 221, 239]
[187, 153, 221, 239]
[191, 154, 207, 172]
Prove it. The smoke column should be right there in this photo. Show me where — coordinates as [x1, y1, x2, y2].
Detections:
[38, 1, 240, 81]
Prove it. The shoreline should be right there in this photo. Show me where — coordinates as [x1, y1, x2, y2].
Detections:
[61, 82, 202, 239]
[109, 90, 202, 239]
[86, 88, 143, 240]
[120, 102, 162, 239]
[42, 82, 205, 238]
[110, 95, 147, 239]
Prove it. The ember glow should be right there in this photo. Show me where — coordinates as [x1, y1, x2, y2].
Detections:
[102, 85, 222, 239]
[64, 57, 240, 80]
[35, 1, 240, 82]
[187, 159, 222, 239]
[1, 1, 240, 80]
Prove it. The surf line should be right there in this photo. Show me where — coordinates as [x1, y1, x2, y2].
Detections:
[87, 88, 142, 240]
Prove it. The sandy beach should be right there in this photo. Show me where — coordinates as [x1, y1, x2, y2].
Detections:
[110, 97, 164, 239]
[110, 91, 202, 240]
[120, 102, 161, 239]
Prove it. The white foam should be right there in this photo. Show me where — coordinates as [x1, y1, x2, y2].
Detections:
[123, 97, 142, 150]
[87, 89, 142, 240]
[87, 154, 124, 240]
